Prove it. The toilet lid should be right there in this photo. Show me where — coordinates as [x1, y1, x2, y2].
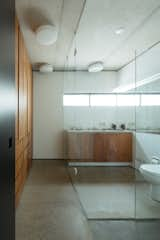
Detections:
[140, 164, 160, 175]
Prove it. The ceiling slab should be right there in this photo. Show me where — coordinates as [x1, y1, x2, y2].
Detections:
[16, 0, 160, 71]
[67, 0, 160, 70]
[16, 0, 85, 70]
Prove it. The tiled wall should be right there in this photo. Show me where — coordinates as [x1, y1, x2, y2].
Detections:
[64, 106, 135, 130]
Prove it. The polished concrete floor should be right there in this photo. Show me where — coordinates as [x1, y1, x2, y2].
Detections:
[16, 160, 92, 240]
[16, 160, 160, 240]
[89, 220, 160, 240]
[68, 166, 160, 219]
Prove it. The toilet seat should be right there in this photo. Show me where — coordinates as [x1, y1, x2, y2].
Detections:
[139, 164, 160, 201]
[140, 164, 160, 177]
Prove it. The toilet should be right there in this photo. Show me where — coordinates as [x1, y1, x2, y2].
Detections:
[140, 159, 160, 202]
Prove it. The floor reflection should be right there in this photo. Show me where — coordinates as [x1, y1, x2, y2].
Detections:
[89, 220, 160, 240]
[68, 166, 160, 219]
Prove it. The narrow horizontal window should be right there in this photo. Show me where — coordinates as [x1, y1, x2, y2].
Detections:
[141, 94, 160, 106]
[63, 94, 89, 106]
[90, 94, 116, 106]
[117, 94, 140, 106]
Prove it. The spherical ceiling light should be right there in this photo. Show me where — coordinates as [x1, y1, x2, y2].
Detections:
[39, 63, 53, 73]
[88, 62, 104, 72]
[36, 25, 58, 46]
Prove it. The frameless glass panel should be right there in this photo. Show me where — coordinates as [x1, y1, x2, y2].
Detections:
[63, 23, 136, 224]
[135, 42, 160, 220]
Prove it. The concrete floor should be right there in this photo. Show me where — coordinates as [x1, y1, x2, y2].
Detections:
[16, 160, 160, 240]
[16, 160, 92, 240]
[68, 166, 160, 219]
[89, 220, 160, 240]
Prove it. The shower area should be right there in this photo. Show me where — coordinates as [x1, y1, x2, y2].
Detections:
[62, 40, 160, 221]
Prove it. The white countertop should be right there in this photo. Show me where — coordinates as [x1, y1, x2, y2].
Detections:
[66, 129, 160, 134]
[66, 129, 133, 133]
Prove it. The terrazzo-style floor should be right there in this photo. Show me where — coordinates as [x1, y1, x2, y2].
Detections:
[16, 160, 160, 240]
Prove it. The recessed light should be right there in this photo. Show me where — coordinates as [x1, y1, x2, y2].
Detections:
[88, 62, 104, 72]
[36, 25, 58, 46]
[115, 27, 125, 35]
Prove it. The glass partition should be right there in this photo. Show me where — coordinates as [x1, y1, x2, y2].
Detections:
[135, 43, 160, 219]
[63, 30, 160, 223]
[62, 3, 160, 239]
[63, 37, 137, 219]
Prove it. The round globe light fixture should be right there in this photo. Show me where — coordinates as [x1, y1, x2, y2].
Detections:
[36, 25, 58, 46]
[39, 64, 53, 73]
[88, 62, 104, 72]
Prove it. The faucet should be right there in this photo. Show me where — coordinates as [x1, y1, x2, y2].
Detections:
[111, 123, 117, 130]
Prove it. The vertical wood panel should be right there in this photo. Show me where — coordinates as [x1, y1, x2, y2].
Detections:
[105, 134, 119, 162]
[93, 133, 105, 162]
[15, 19, 33, 206]
[18, 30, 25, 140]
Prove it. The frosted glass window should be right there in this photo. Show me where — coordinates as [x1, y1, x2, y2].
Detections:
[117, 94, 140, 106]
[90, 94, 116, 106]
[141, 94, 160, 106]
[63, 95, 89, 106]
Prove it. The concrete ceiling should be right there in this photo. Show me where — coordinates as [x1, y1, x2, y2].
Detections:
[16, 0, 86, 70]
[16, 0, 160, 71]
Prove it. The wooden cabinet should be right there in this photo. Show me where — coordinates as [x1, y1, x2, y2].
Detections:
[67, 132, 132, 163]
[93, 133, 105, 162]
[68, 132, 93, 161]
[15, 18, 33, 207]
[93, 133, 132, 162]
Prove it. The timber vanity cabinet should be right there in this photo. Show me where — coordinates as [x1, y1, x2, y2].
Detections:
[67, 131, 133, 164]
[15, 18, 33, 206]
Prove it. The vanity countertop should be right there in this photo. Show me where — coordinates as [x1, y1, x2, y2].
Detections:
[136, 130, 160, 134]
[66, 129, 160, 134]
[66, 129, 133, 133]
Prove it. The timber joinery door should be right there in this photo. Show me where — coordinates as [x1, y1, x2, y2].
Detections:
[15, 18, 33, 206]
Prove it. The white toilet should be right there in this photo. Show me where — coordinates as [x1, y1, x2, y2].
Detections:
[140, 157, 160, 202]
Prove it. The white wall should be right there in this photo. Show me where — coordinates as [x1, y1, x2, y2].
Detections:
[117, 42, 160, 91]
[117, 43, 160, 169]
[64, 71, 118, 93]
[64, 106, 136, 130]
[117, 61, 135, 90]
[117, 43, 160, 131]
[33, 72, 64, 159]
[33, 71, 118, 159]
[136, 43, 160, 83]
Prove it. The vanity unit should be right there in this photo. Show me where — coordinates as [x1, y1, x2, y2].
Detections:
[67, 130, 133, 164]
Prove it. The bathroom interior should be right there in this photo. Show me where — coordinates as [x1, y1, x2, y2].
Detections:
[16, 0, 160, 239]
[63, 40, 160, 220]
